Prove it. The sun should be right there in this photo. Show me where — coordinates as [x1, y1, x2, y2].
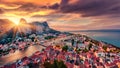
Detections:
[14, 22, 19, 25]
[12, 19, 20, 25]
[8, 18, 20, 25]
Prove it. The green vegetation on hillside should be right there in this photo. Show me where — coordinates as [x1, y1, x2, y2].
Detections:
[43, 60, 67, 68]
[45, 36, 55, 40]
[62, 45, 68, 52]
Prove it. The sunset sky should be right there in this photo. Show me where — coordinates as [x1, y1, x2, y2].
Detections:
[0, 0, 120, 31]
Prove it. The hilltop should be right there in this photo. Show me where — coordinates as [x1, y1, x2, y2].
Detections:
[0, 18, 61, 44]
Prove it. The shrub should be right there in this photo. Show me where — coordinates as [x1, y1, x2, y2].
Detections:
[43, 60, 67, 68]
[62, 45, 68, 52]
[45, 36, 55, 40]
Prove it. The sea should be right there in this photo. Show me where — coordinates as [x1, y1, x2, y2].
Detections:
[70, 31, 120, 47]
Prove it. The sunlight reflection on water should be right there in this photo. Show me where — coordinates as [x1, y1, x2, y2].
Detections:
[0, 45, 44, 66]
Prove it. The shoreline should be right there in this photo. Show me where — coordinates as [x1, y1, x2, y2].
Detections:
[0, 45, 45, 67]
[0, 34, 120, 67]
[70, 32, 120, 49]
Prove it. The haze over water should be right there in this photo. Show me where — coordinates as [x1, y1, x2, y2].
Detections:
[71, 31, 120, 47]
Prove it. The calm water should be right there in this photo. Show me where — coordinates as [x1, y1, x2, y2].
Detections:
[0, 37, 68, 66]
[71, 32, 120, 47]
[0, 45, 45, 66]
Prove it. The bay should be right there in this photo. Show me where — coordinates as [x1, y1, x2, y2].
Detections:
[71, 31, 120, 47]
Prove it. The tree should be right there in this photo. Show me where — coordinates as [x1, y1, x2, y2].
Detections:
[45, 36, 55, 40]
[31, 37, 35, 42]
[71, 39, 74, 46]
[75, 48, 81, 54]
[55, 60, 67, 68]
[83, 48, 89, 53]
[43, 61, 53, 68]
[88, 43, 93, 50]
[62, 45, 68, 52]
[43, 60, 67, 68]
[102, 46, 107, 51]
[77, 41, 80, 44]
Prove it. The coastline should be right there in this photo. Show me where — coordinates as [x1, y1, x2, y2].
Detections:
[86, 34, 120, 49]
[69, 31, 120, 48]
[0, 34, 120, 68]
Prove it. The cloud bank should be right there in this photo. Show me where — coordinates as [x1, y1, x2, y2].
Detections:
[0, 0, 120, 31]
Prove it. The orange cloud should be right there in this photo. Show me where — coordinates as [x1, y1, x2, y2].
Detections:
[1, 0, 61, 5]
[0, 4, 21, 9]
[1, 0, 120, 31]
[68, 0, 78, 4]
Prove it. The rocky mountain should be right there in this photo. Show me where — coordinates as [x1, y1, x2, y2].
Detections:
[31, 21, 60, 34]
[19, 18, 27, 24]
[31, 21, 50, 34]
[0, 18, 60, 44]
[0, 18, 60, 34]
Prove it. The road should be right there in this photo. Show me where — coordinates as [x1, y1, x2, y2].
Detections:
[0, 35, 73, 66]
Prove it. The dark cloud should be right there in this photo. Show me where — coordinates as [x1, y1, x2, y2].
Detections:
[31, 13, 65, 22]
[16, 3, 47, 12]
[1, 0, 120, 17]
[0, 8, 4, 14]
[57, 0, 120, 17]
[49, 3, 59, 9]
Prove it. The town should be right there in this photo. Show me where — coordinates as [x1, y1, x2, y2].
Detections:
[0, 33, 120, 68]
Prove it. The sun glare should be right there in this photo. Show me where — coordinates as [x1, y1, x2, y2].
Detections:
[13, 19, 20, 26]
[9, 18, 20, 25]
[14, 22, 19, 25]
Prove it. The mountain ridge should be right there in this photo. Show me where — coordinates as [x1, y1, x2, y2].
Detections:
[0, 18, 60, 34]
[0, 18, 60, 44]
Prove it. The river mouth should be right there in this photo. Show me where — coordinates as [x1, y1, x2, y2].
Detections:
[0, 45, 45, 66]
